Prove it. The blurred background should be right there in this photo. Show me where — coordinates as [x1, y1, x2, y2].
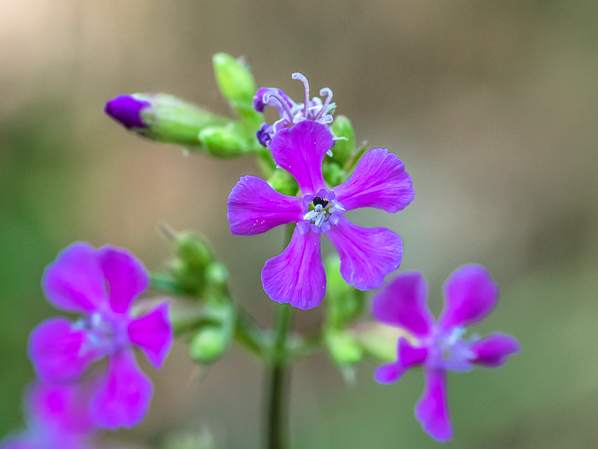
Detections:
[2, 0, 598, 447]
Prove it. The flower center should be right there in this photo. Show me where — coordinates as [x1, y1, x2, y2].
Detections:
[74, 312, 129, 356]
[299, 189, 345, 234]
[428, 327, 476, 372]
[312, 196, 329, 208]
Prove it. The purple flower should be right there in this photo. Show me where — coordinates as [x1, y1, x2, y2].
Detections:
[228, 120, 415, 309]
[0, 382, 97, 449]
[253, 73, 336, 148]
[28, 242, 173, 430]
[371, 265, 520, 442]
[104, 95, 150, 129]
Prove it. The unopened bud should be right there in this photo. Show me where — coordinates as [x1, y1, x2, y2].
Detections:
[213, 53, 263, 129]
[176, 233, 214, 269]
[326, 329, 363, 365]
[189, 304, 234, 364]
[166, 231, 214, 297]
[322, 161, 345, 188]
[213, 53, 257, 107]
[204, 262, 230, 303]
[189, 326, 229, 363]
[105, 94, 230, 147]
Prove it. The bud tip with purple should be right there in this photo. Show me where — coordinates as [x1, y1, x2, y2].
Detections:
[104, 95, 150, 129]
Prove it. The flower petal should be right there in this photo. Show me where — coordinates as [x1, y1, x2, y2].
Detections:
[470, 333, 520, 368]
[254, 87, 294, 114]
[127, 303, 173, 369]
[228, 176, 304, 235]
[333, 148, 415, 213]
[90, 350, 153, 430]
[42, 242, 107, 313]
[374, 338, 428, 384]
[374, 363, 402, 384]
[398, 337, 429, 367]
[371, 271, 433, 337]
[27, 383, 95, 435]
[326, 217, 402, 291]
[262, 226, 325, 309]
[439, 264, 499, 330]
[270, 120, 331, 195]
[97, 246, 149, 314]
[415, 369, 452, 442]
[28, 318, 102, 383]
[0, 438, 30, 449]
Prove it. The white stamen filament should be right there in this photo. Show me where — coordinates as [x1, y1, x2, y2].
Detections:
[264, 91, 295, 122]
[292, 72, 310, 118]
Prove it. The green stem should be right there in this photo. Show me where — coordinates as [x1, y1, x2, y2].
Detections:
[266, 223, 296, 449]
[267, 303, 292, 449]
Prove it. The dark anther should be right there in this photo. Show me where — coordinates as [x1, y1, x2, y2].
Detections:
[313, 196, 329, 208]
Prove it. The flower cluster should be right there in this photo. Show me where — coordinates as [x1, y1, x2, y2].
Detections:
[28, 242, 173, 430]
[5, 59, 521, 446]
[371, 265, 520, 441]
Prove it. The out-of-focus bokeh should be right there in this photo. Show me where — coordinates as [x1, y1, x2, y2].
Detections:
[2, 0, 598, 447]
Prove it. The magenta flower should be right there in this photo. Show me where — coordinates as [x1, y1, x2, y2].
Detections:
[254, 73, 335, 148]
[228, 120, 414, 309]
[28, 242, 173, 430]
[0, 382, 97, 449]
[371, 265, 520, 442]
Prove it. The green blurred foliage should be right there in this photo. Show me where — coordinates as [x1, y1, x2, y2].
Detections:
[0, 101, 82, 435]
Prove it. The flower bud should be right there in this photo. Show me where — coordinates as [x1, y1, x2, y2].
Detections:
[322, 161, 345, 188]
[325, 329, 363, 366]
[176, 232, 214, 269]
[189, 326, 230, 363]
[198, 125, 250, 159]
[167, 232, 214, 297]
[212, 53, 263, 130]
[105, 94, 230, 147]
[267, 168, 299, 196]
[353, 322, 411, 362]
[188, 304, 234, 364]
[330, 115, 355, 167]
[212, 53, 257, 107]
[203, 262, 230, 303]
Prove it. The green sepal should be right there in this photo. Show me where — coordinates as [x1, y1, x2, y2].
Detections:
[329, 115, 355, 167]
[324, 255, 365, 329]
[267, 168, 299, 196]
[134, 94, 231, 146]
